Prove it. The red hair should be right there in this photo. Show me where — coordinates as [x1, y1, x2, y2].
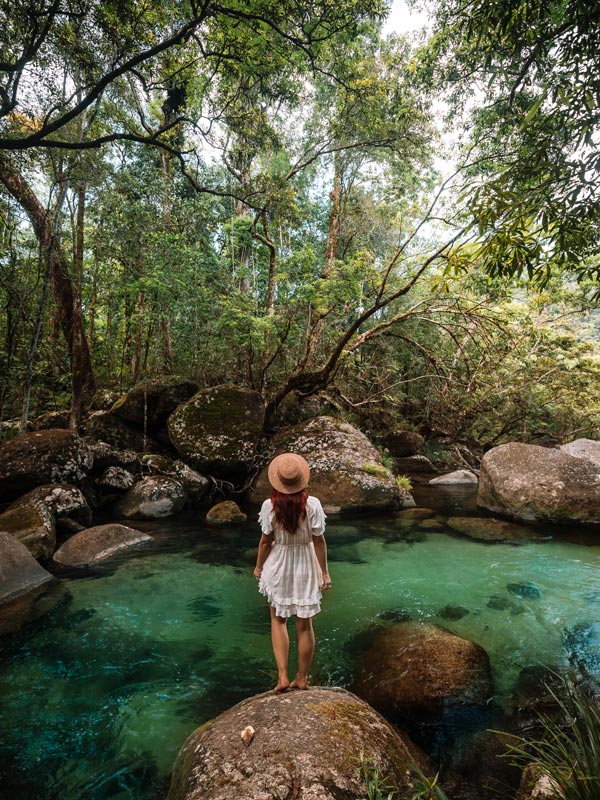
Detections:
[271, 488, 308, 534]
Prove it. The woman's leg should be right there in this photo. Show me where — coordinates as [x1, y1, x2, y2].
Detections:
[269, 606, 290, 692]
[290, 616, 315, 690]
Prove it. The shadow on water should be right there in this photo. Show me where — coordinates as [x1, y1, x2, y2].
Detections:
[1, 493, 600, 799]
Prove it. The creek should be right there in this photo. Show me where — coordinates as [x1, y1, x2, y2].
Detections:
[0, 484, 599, 799]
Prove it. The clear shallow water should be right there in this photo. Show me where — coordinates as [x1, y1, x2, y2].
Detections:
[1, 487, 600, 800]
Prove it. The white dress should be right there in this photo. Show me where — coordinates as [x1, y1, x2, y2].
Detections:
[258, 496, 327, 618]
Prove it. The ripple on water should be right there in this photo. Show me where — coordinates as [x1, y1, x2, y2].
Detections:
[1, 508, 600, 800]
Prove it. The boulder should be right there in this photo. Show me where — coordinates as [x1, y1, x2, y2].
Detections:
[53, 523, 152, 567]
[117, 476, 187, 519]
[32, 410, 70, 430]
[353, 622, 493, 721]
[558, 438, 600, 467]
[478, 442, 600, 524]
[91, 389, 120, 410]
[97, 466, 135, 492]
[251, 416, 400, 511]
[84, 438, 139, 472]
[378, 429, 425, 457]
[206, 501, 247, 524]
[393, 454, 435, 473]
[446, 516, 542, 543]
[168, 385, 266, 480]
[85, 411, 159, 453]
[172, 461, 210, 504]
[0, 532, 55, 605]
[517, 764, 562, 800]
[0, 532, 56, 635]
[15, 483, 92, 525]
[429, 469, 478, 485]
[141, 453, 174, 473]
[167, 686, 430, 800]
[110, 376, 199, 432]
[0, 429, 92, 503]
[56, 517, 86, 537]
[0, 496, 56, 560]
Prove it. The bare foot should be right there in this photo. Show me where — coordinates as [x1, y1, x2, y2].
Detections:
[290, 677, 309, 690]
[274, 678, 290, 693]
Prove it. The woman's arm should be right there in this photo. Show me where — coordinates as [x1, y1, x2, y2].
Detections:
[254, 533, 274, 578]
[312, 535, 331, 589]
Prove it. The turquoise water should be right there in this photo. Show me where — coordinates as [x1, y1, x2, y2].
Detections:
[1, 487, 599, 799]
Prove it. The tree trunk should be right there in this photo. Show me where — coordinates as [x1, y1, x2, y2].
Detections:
[0, 152, 96, 420]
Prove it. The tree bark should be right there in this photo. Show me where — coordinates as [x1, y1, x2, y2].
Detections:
[0, 152, 96, 421]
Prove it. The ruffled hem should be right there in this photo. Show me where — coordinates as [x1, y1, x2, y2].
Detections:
[259, 582, 321, 618]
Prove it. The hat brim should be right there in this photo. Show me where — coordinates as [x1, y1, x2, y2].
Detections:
[267, 453, 310, 494]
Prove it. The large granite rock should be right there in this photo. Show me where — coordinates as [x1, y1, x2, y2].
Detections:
[0, 429, 92, 503]
[85, 411, 159, 453]
[168, 385, 266, 480]
[111, 376, 199, 432]
[0, 532, 56, 635]
[251, 416, 400, 512]
[53, 523, 152, 567]
[429, 469, 478, 485]
[84, 438, 138, 473]
[97, 467, 135, 492]
[353, 622, 493, 721]
[0, 496, 56, 559]
[0, 532, 55, 604]
[117, 475, 187, 519]
[478, 442, 600, 524]
[167, 686, 430, 800]
[558, 438, 600, 467]
[172, 461, 210, 504]
[17, 484, 92, 525]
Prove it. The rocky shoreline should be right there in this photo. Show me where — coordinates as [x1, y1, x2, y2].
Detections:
[1, 376, 599, 800]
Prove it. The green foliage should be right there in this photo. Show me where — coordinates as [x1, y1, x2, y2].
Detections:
[356, 751, 449, 800]
[396, 474, 413, 492]
[360, 462, 392, 479]
[499, 677, 600, 800]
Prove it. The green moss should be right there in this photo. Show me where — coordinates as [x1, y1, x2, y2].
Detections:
[360, 463, 392, 480]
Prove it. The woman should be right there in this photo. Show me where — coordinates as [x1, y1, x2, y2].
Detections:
[254, 452, 331, 692]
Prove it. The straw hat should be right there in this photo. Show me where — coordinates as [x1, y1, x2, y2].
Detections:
[267, 452, 310, 494]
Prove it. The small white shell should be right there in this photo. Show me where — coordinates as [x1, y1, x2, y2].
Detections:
[240, 725, 255, 746]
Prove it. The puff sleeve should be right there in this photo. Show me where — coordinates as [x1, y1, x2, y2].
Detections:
[258, 499, 274, 534]
[307, 496, 326, 536]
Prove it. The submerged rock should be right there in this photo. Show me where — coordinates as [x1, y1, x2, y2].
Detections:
[507, 583, 541, 600]
[53, 523, 152, 567]
[446, 516, 540, 543]
[167, 687, 430, 800]
[353, 622, 493, 721]
[206, 501, 247, 524]
[438, 604, 470, 620]
[251, 416, 401, 511]
[117, 476, 187, 519]
[0, 429, 92, 503]
[430, 470, 478, 485]
[168, 384, 265, 481]
[478, 442, 600, 524]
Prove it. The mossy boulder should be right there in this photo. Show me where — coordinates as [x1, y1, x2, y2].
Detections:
[84, 438, 139, 473]
[16, 483, 92, 525]
[53, 523, 152, 567]
[0, 429, 92, 503]
[353, 622, 493, 722]
[117, 475, 187, 519]
[167, 686, 430, 800]
[206, 501, 247, 524]
[97, 467, 135, 492]
[430, 469, 478, 485]
[0, 498, 56, 560]
[478, 442, 600, 524]
[377, 429, 425, 457]
[172, 461, 210, 504]
[111, 376, 199, 432]
[85, 411, 160, 453]
[251, 416, 401, 511]
[168, 385, 266, 481]
[32, 410, 70, 430]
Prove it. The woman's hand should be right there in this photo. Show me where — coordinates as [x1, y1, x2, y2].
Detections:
[253, 566, 262, 579]
[321, 572, 332, 590]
